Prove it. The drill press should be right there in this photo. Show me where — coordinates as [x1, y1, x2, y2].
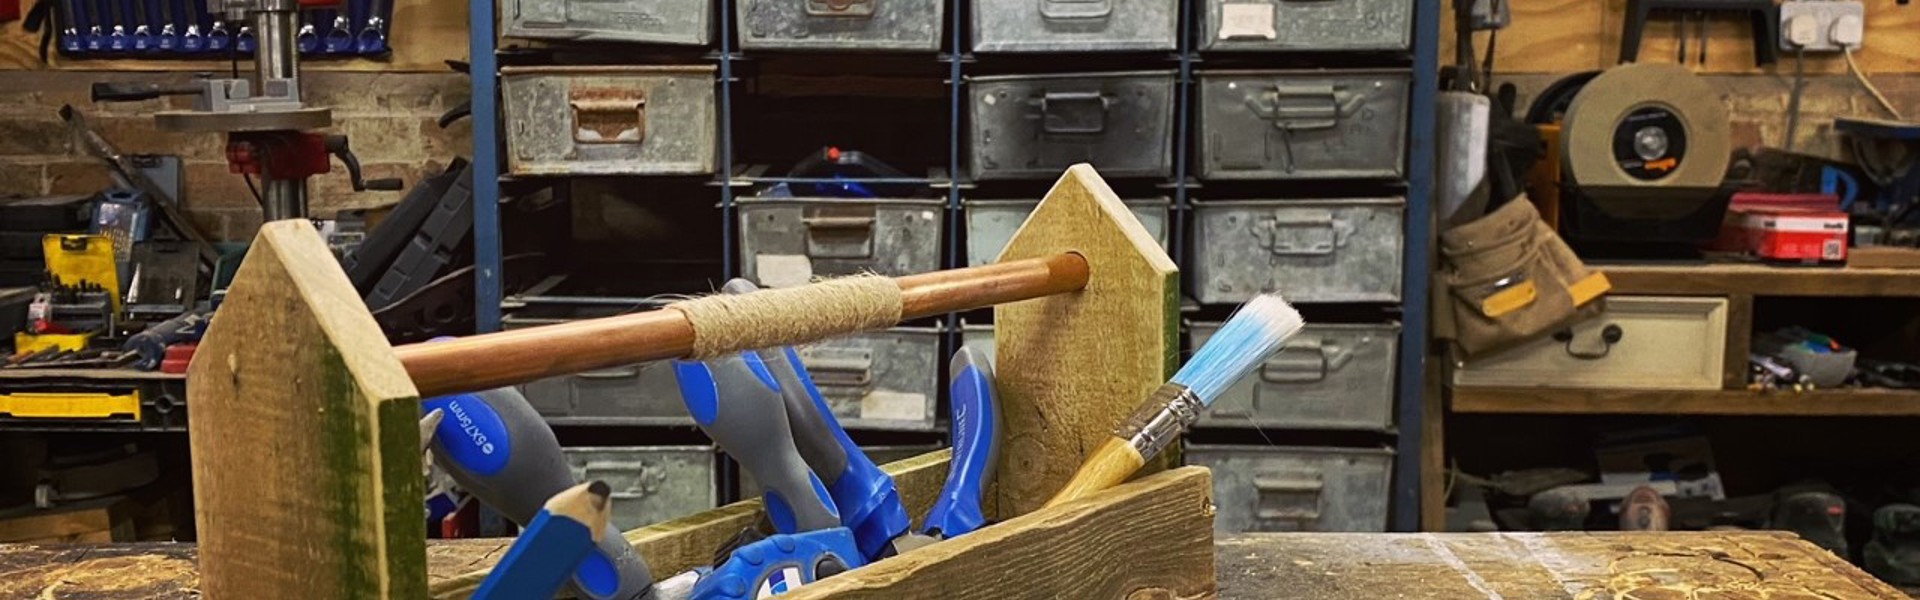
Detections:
[89, 0, 397, 221]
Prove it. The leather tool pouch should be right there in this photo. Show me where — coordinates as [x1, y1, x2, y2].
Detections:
[1435, 197, 1611, 357]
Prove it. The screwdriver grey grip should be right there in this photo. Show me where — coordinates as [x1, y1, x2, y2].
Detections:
[674, 354, 841, 533]
[718, 278, 851, 485]
[425, 387, 657, 600]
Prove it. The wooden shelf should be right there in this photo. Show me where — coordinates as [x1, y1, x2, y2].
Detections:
[1451, 386, 1920, 416]
[1601, 263, 1920, 298]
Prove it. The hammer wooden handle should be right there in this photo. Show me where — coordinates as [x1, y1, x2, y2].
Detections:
[396, 253, 1090, 398]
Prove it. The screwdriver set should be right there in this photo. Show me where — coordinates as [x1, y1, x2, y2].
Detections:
[49, 0, 393, 58]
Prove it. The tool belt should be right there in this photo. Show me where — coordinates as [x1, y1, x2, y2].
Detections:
[1435, 197, 1610, 357]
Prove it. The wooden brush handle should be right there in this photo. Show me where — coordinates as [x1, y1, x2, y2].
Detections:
[1043, 436, 1147, 509]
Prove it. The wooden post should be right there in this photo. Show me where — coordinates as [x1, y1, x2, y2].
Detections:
[187, 220, 426, 599]
[992, 164, 1182, 518]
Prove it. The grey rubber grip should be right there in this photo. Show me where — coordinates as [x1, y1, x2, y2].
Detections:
[685, 354, 841, 532]
[719, 279, 851, 486]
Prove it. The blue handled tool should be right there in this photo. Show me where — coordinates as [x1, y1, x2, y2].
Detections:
[423, 387, 659, 600]
[152, 0, 177, 52]
[691, 528, 866, 600]
[295, 20, 318, 53]
[205, 19, 228, 52]
[128, 0, 153, 52]
[178, 0, 204, 53]
[354, 0, 387, 54]
[235, 24, 255, 53]
[673, 352, 841, 534]
[103, 0, 128, 51]
[323, 14, 353, 54]
[922, 345, 1000, 540]
[81, 0, 105, 51]
[473, 481, 613, 600]
[60, 0, 87, 54]
[716, 279, 913, 560]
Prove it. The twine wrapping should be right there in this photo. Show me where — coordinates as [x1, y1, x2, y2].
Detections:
[668, 274, 904, 359]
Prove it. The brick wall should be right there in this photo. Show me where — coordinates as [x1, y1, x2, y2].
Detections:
[0, 70, 471, 240]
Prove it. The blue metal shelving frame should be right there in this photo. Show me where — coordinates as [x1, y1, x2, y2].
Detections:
[466, 0, 1440, 530]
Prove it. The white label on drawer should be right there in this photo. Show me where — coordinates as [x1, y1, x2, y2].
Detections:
[756, 254, 814, 288]
[860, 391, 927, 422]
[1220, 3, 1277, 40]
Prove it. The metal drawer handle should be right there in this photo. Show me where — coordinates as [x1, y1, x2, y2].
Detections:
[575, 366, 642, 380]
[802, 215, 876, 259]
[569, 91, 647, 145]
[1253, 474, 1324, 528]
[803, 353, 874, 388]
[1038, 91, 1111, 134]
[1249, 84, 1361, 131]
[1040, 0, 1112, 20]
[1255, 211, 1351, 256]
[1258, 339, 1356, 383]
[806, 0, 875, 17]
[1553, 324, 1623, 360]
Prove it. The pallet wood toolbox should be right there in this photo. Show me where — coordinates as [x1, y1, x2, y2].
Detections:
[184, 165, 1207, 599]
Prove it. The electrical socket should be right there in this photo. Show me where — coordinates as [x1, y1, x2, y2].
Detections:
[1779, 0, 1866, 52]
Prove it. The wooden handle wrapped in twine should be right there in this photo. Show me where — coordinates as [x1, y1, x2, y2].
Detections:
[396, 253, 1090, 398]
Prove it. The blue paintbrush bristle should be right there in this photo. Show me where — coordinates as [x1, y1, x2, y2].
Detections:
[1172, 293, 1305, 405]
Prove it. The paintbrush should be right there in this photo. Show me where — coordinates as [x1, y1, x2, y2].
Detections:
[1044, 292, 1304, 508]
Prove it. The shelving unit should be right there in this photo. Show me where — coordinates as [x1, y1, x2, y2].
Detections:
[466, 0, 1436, 531]
[1454, 387, 1920, 417]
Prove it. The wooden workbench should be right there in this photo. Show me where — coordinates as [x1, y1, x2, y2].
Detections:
[0, 532, 1904, 599]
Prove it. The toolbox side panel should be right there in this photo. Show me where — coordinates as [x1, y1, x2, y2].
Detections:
[1191, 322, 1399, 431]
[969, 73, 1176, 180]
[503, 0, 713, 45]
[561, 447, 719, 531]
[1200, 0, 1412, 52]
[1196, 71, 1410, 181]
[1191, 199, 1406, 304]
[739, 0, 943, 51]
[972, 0, 1177, 52]
[503, 70, 718, 176]
[1187, 445, 1393, 533]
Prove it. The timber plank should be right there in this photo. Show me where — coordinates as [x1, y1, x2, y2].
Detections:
[1452, 386, 1920, 416]
[1602, 264, 1920, 298]
[185, 219, 424, 600]
[992, 163, 1181, 519]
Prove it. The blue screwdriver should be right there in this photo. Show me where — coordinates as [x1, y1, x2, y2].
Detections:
[424, 387, 659, 600]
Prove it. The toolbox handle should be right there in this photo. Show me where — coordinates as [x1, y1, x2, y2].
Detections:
[1039, 91, 1110, 134]
[1040, 0, 1112, 21]
[1252, 84, 1356, 131]
[1258, 338, 1356, 384]
[569, 90, 647, 145]
[1255, 210, 1351, 256]
[1252, 473, 1325, 530]
[806, 0, 875, 17]
[802, 350, 874, 389]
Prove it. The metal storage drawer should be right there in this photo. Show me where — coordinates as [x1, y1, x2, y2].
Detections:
[969, 72, 1176, 181]
[738, 445, 939, 500]
[797, 327, 942, 431]
[504, 313, 689, 426]
[502, 0, 711, 46]
[1453, 296, 1730, 390]
[739, 0, 942, 51]
[1191, 322, 1398, 431]
[738, 197, 945, 288]
[1186, 445, 1392, 533]
[562, 446, 718, 530]
[972, 0, 1177, 52]
[964, 198, 1169, 266]
[502, 66, 717, 176]
[1190, 198, 1405, 304]
[1196, 70, 1410, 180]
[1201, 0, 1412, 52]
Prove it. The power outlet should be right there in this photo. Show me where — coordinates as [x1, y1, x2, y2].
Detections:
[1780, 0, 1866, 52]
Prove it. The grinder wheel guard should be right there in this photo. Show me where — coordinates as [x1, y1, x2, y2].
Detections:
[1562, 63, 1731, 189]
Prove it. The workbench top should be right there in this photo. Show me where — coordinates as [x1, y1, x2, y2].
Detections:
[0, 532, 1903, 599]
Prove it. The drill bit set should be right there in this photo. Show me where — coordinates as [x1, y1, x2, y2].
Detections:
[32, 0, 392, 58]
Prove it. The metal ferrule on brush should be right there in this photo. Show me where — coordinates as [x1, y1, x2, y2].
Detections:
[1116, 383, 1202, 460]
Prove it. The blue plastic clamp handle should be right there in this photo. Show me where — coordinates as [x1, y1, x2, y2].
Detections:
[690, 528, 866, 600]
[780, 346, 911, 560]
[922, 353, 998, 539]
